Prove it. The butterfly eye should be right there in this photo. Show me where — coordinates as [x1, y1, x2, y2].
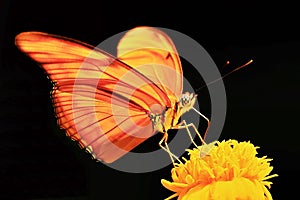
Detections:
[179, 92, 195, 108]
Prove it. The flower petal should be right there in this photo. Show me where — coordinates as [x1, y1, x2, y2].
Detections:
[161, 179, 187, 192]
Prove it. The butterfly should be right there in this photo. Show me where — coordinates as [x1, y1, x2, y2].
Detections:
[15, 26, 210, 163]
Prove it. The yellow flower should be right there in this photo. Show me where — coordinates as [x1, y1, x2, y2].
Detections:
[161, 140, 278, 200]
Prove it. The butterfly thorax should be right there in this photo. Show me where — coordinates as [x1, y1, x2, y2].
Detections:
[150, 92, 197, 133]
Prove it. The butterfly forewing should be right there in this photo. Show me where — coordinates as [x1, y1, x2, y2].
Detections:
[15, 27, 183, 163]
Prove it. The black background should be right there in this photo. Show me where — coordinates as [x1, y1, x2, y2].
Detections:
[1, 0, 299, 199]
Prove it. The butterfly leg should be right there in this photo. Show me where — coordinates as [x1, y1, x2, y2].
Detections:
[171, 120, 199, 148]
[172, 120, 206, 145]
[191, 107, 211, 139]
[159, 132, 183, 165]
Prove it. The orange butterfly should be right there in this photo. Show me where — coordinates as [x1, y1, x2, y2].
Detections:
[15, 26, 209, 163]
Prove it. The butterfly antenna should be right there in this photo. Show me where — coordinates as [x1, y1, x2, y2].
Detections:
[223, 60, 231, 68]
[195, 59, 253, 93]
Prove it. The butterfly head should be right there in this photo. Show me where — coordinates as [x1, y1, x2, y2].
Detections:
[163, 92, 197, 131]
[179, 92, 197, 114]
